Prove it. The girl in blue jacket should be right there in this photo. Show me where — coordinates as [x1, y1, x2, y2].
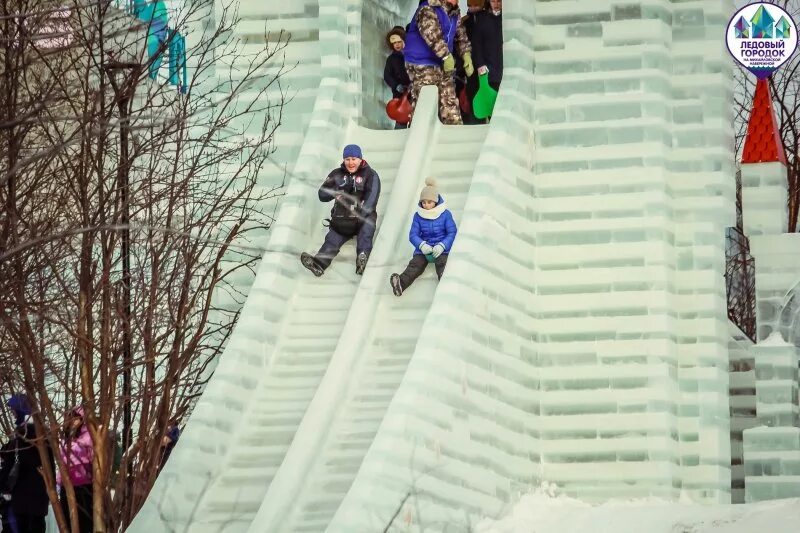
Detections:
[390, 178, 457, 296]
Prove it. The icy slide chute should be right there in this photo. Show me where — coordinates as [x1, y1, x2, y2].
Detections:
[249, 88, 489, 532]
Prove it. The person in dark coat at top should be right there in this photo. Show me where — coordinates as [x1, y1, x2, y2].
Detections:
[390, 177, 457, 296]
[383, 27, 411, 96]
[383, 26, 413, 129]
[472, 0, 503, 91]
[0, 394, 54, 533]
[301, 144, 382, 277]
[457, 0, 486, 124]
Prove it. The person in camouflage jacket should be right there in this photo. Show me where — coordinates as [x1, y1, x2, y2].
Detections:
[404, 0, 473, 125]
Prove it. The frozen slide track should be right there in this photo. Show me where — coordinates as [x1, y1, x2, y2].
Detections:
[323, 72, 537, 532]
[251, 89, 489, 532]
[185, 127, 409, 531]
[130, 102, 410, 531]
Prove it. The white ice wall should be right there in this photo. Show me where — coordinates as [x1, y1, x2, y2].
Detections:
[728, 324, 756, 503]
[531, 0, 734, 503]
[668, 0, 736, 502]
[211, 0, 323, 315]
[737, 88, 800, 504]
[742, 162, 788, 239]
[743, 334, 800, 502]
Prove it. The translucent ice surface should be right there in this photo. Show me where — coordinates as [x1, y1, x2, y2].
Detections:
[131, 0, 743, 530]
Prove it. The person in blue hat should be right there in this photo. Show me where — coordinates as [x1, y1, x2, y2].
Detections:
[301, 144, 382, 277]
[158, 424, 180, 472]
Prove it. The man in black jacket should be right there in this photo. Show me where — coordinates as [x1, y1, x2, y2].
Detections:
[301, 144, 381, 277]
[472, 0, 503, 91]
[0, 395, 53, 533]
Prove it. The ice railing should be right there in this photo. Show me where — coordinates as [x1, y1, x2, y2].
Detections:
[325, 9, 540, 532]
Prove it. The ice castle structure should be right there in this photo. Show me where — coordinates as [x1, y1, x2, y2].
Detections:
[129, 0, 754, 531]
[738, 78, 800, 503]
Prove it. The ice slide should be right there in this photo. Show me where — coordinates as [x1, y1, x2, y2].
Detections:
[130, 0, 534, 530]
[248, 20, 536, 533]
[132, 124, 409, 530]
[250, 117, 489, 533]
[131, 81, 487, 531]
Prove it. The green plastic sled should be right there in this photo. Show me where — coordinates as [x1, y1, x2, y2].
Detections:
[472, 73, 498, 120]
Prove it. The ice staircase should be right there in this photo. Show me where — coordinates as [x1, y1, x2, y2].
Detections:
[256, 124, 489, 533]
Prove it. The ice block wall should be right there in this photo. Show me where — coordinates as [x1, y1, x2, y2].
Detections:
[728, 324, 756, 503]
[743, 334, 800, 502]
[529, 0, 735, 502]
[737, 50, 800, 505]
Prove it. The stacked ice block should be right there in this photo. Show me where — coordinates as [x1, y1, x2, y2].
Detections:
[743, 333, 800, 501]
[530, 0, 734, 502]
[328, 3, 738, 527]
[727, 325, 756, 503]
[211, 0, 323, 311]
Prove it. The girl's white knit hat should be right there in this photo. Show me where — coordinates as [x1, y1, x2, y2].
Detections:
[419, 177, 438, 202]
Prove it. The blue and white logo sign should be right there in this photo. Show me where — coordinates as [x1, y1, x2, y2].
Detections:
[726, 2, 798, 79]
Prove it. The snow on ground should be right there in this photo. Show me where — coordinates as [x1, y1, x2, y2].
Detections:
[476, 487, 800, 533]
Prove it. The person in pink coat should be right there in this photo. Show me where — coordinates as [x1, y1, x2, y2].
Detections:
[57, 407, 93, 533]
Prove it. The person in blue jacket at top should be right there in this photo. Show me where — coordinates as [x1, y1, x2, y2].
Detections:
[404, 0, 473, 125]
[390, 177, 457, 296]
